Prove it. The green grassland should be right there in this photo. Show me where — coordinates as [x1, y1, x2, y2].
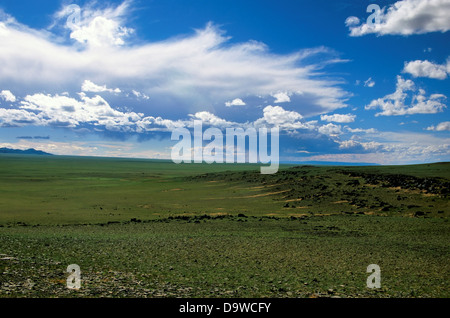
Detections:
[0, 154, 449, 298]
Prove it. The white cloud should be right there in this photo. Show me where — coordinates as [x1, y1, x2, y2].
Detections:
[0, 90, 16, 102]
[344, 127, 378, 134]
[318, 123, 342, 136]
[0, 85, 329, 135]
[17, 92, 142, 130]
[54, 1, 134, 47]
[0, 108, 40, 127]
[339, 140, 383, 151]
[345, 16, 360, 27]
[132, 90, 149, 100]
[364, 77, 375, 87]
[365, 76, 447, 116]
[261, 106, 302, 125]
[225, 98, 246, 107]
[2, 86, 448, 165]
[135, 116, 185, 132]
[70, 16, 133, 47]
[271, 92, 291, 103]
[427, 121, 450, 131]
[1, 90, 316, 133]
[320, 113, 356, 123]
[377, 132, 450, 162]
[403, 59, 449, 79]
[190, 111, 235, 128]
[362, 141, 386, 151]
[307, 131, 450, 164]
[348, 0, 450, 36]
[338, 139, 360, 149]
[0, 4, 349, 116]
[253, 105, 314, 131]
[82, 80, 121, 93]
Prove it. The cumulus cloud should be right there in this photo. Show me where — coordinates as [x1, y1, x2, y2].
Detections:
[138, 105, 315, 133]
[225, 98, 246, 107]
[135, 115, 185, 132]
[0, 90, 316, 134]
[403, 59, 449, 79]
[82, 80, 121, 93]
[16, 92, 143, 131]
[365, 76, 447, 116]
[0, 90, 16, 102]
[54, 1, 134, 47]
[318, 123, 342, 136]
[271, 92, 291, 103]
[0, 108, 40, 127]
[347, 0, 450, 36]
[427, 121, 450, 131]
[261, 106, 302, 124]
[320, 113, 356, 123]
[253, 105, 316, 131]
[339, 139, 383, 151]
[189, 111, 235, 128]
[345, 16, 360, 27]
[1, 85, 356, 142]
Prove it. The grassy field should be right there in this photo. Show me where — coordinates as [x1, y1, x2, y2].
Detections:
[0, 154, 449, 298]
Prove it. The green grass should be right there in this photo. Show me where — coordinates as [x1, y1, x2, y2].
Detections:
[1, 215, 448, 298]
[0, 155, 449, 298]
[0, 155, 272, 225]
[0, 155, 448, 226]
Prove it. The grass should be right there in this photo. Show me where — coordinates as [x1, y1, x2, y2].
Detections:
[0, 154, 449, 298]
[1, 215, 448, 298]
[0, 155, 276, 225]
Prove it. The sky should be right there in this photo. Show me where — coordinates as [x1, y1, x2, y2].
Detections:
[0, 0, 449, 165]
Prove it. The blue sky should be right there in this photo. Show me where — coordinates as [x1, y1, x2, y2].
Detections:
[0, 0, 449, 164]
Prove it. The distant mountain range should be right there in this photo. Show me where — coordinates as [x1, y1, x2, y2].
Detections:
[0, 147, 53, 156]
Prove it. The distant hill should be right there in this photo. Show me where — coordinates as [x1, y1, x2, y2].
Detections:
[0, 147, 53, 156]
